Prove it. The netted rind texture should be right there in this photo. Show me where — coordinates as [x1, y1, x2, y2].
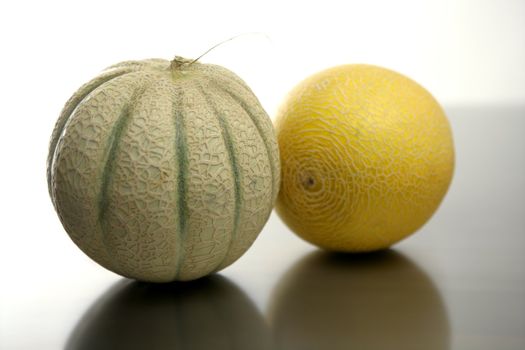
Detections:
[47, 58, 280, 282]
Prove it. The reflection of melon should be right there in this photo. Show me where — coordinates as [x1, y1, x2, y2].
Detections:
[275, 65, 454, 251]
[268, 251, 450, 350]
[66, 275, 272, 350]
[47, 57, 280, 281]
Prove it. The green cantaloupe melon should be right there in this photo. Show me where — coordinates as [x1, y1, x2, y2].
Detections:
[47, 57, 280, 282]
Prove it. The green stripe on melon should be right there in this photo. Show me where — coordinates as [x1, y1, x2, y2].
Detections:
[172, 89, 189, 280]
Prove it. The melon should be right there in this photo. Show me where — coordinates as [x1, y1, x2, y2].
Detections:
[274, 64, 454, 252]
[47, 56, 280, 282]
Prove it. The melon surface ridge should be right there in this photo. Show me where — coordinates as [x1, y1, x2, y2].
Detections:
[47, 57, 280, 282]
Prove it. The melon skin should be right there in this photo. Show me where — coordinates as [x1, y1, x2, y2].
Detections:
[47, 57, 280, 282]
[274, 64, 454, 252]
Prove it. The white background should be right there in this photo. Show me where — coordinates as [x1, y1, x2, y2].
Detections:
[0, 0, 524, 347]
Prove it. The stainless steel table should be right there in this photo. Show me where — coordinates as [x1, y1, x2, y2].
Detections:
[2, 106, 524, 349]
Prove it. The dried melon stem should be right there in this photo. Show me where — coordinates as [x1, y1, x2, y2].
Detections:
[170, 56, 193, 70]
[170, 33, 268, 71]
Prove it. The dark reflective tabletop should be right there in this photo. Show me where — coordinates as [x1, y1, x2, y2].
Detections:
[2, 106, 524, 349]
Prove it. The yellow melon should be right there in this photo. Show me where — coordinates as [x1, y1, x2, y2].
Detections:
[275, 64, 454, 252]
